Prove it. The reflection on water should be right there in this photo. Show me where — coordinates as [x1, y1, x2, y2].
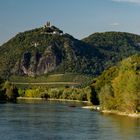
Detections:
[0, 100, 140, 140]
[102, 114, 140, 140]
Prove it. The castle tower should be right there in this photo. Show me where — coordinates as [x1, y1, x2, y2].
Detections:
[46, 21, 51, 27]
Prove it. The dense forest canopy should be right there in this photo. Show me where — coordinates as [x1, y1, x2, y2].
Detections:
[92, 55, 140, 113]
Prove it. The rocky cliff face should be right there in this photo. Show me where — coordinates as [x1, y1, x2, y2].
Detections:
[13, 46, 59, 76]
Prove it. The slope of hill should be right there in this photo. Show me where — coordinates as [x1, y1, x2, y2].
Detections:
[0, 24, 102, 79]
[1, 25, 140, 80]
[83, 31, 140, 69]
[9, 73, 93, 88]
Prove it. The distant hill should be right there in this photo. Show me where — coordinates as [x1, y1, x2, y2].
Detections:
[1, 24, 140, 79]
[83, 31, 140, 70]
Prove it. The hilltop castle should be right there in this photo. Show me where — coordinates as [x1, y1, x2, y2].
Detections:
[44, 21, 51, 28]
[43, 21, 63, 35]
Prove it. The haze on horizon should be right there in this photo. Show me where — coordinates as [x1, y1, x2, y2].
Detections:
[0, 0, 140, 45]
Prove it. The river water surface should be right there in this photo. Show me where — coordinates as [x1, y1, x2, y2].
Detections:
[0, 100, 140, 140]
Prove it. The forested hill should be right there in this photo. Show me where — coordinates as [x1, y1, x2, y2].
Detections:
[83, 31, 140, 69]
[1, 24, 140, 79]
[0, 25, 101, 78]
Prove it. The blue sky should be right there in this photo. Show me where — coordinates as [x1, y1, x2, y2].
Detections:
[0, 0, 140, 45]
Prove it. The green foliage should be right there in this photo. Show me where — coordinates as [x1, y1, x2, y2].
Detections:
[83, 31, 140, 74]
[24, 87, 45, 98]
[3, 81, 19, 102]
[48, 88, 62, 99]
[90, 66, 118, 105]
[9, 73, 93, 88]
[1, 27, 140, 79]
[96, 55, 140, 113]
[22, 86, 93, 102]
[112, 61, 140, 112]
[99, 84, 116, 110]
[0, 26, 101, 78]
[18, 88, 25, 97]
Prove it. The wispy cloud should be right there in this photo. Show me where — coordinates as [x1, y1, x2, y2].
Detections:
[110, 22, 120, 26]
[112, 0, 140, 4]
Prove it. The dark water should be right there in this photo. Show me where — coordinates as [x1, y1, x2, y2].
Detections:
[0, 100, 140, 140]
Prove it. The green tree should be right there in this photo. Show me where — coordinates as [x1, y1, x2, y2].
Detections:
[3, 81, 19, 102]
[99, 84, 115, 110]
[97, 55, 140, 113]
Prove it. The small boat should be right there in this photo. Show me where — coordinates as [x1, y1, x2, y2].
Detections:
[69, 105, 76, 107]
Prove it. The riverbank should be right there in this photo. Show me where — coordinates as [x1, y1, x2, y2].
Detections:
[101, 110, 140, 118]
[17, 97, 90, 104]
[17, 97, 102, 111]
[82, 106, 100, 110]
[17, 97, 140, 117]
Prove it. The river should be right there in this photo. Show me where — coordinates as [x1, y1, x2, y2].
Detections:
[0, 100, 140, 140]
